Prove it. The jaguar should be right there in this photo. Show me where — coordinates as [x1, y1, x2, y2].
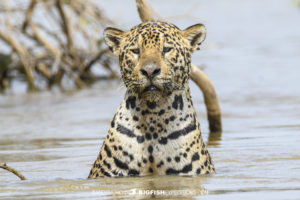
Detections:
[88, 21, 215, 178]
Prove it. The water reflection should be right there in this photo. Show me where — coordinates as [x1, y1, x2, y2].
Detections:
[0, 176, 208, 199]
[207, 132, 222, 146]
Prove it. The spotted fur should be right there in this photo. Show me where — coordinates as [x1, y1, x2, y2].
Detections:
[88, 21, 214, 178]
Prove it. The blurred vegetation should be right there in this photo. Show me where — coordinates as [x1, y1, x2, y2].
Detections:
[0, 0, 118, 92]
[292, 0, 300, 8]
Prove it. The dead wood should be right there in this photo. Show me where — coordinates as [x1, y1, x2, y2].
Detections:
[0, 163, 26, 180]
[0, 0, 115, 91]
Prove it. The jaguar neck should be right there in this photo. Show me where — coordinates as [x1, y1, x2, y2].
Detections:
[116, 87, 197, 136]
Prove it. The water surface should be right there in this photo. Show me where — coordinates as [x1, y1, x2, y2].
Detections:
[1, 0, 300, 199]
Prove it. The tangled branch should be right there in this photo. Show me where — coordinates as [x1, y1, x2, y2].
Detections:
[0, 0, 116, 92]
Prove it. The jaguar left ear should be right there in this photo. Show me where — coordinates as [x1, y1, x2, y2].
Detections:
[103, 27, 125, 55]
[182, 24, 206, 52]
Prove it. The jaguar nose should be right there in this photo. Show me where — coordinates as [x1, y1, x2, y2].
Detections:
[140, 64, 161, 79]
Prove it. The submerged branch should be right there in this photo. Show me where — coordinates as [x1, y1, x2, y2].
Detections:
[191, 65, 222, 133]
[0, 163, 26, 180]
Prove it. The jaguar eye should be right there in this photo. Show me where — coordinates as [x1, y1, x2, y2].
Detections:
[163, 47, 173, 53]
[131, 48, 140, 55]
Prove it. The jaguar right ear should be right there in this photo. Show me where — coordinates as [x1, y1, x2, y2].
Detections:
[181, 24, 206, 53]
[103, 27, 125, 55]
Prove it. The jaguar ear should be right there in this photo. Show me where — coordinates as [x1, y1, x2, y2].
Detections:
[103, 27, 125, 55]
[182, 24, 206, 52]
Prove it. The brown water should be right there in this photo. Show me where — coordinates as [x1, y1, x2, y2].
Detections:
[1, 0, 300, 199]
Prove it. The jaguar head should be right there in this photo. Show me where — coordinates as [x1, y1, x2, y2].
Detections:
[104, 21, 206, 101]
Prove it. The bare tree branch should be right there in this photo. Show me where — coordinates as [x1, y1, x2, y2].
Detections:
[136, 0, 154, 22]
[0, 29, 35, 90]
[56, 0, 74, 52]
[22, 0, 37, 32]
[0, 0, 115, 91]
[85, 48, 109, 72]
[0, 163, 26, 180]
[191, 65, 222, 133]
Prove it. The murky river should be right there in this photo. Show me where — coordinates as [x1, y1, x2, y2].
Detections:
[1, 0, 300, 199]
